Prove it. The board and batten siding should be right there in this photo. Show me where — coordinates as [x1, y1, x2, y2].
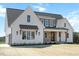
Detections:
[56, 18, 73, 43]
[11, 7, 45, 45]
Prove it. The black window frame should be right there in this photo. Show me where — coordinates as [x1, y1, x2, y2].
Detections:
[22, 31, 26, 40]
[27, 15, 30, 22]
[64, 23, 66, 27]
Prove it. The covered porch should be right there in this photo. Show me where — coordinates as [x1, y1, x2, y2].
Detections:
[43, 28, 68, 44]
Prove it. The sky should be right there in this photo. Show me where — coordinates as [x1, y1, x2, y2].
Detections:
[0, 3, 79, 37]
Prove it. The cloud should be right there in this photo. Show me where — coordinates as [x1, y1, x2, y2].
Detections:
[0, 32, 5, 37]
[32, 3, 47, 12]
[0, 5, 6, 17]
[66, 10, 79, 32]
[33, 6, 46, 12]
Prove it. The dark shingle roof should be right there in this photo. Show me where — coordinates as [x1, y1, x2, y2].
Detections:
[34, 11, 63, 19]
[6, 8, 63, 27]
[6, 8, 24, 27]
[19, 25, 38, 29]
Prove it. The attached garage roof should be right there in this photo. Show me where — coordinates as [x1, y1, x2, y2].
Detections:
[19, 25, 38, 29]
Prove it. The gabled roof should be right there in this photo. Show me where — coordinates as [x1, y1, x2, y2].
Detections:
[6, 8, 24, 27]
[34, 11, 63, 19]
[6, 8, 63, 27]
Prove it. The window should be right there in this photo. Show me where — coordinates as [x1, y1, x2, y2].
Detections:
[64, 23, 66, 27]
[22, 31, 35, 40]
[27, 31, 30, 40]
[38, 32, 40, 35]
[65, 32, 69, 38]
[44, 19, 49, 27]
[20, 30, 21, 34]
[31, 32, 35, 39]
[59, 32, 61, 37]
[45, 32, 47, 38]
[27, 15, 30, 22]
[22, 31, 26, 40]
[67, 33, 69, 38]
[16, 31, 18, 35]
[53, 20, 56, 27]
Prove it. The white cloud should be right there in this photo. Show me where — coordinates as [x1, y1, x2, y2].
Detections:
[0, 5, 6, 17]
[33, 6, 46, 12]
[0, 32, 5, 37]
[0, 5, 6, 37]
[66, 10, 79, 32]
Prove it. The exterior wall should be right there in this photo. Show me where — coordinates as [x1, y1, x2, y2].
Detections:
[57, 31, 66, 43]
[37, 15, 56, 27]
[5, 11, 11, 44]
[6, 7, 73, 44]
[56, 18, 73, 43]
[11, 7, 44, 45]
[61, 32, 66, 42]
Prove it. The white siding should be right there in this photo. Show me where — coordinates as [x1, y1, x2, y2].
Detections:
[57, 18, 73, 43]
[5, 11, 11, 44]
[11, 7, 44, 45]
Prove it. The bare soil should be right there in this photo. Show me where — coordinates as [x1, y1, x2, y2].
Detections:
[0, 44, 79, 56]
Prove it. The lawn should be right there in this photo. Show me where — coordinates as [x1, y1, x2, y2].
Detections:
[0, 44, 79, 56]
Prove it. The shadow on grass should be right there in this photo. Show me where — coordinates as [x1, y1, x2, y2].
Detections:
[11, 43, 60, 48]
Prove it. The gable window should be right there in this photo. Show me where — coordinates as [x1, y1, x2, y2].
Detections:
[64, 23, 66, 27]
[27, 15, 30, 22]
[22, 31, 26, 40]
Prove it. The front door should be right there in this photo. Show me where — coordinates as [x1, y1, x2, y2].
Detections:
[51, 32, 55, 41]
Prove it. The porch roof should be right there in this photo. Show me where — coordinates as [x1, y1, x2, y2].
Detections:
[44, 27, 68, 32]
[19, 25, 38, 29]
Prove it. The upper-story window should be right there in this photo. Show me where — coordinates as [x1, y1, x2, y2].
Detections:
[44, 19, 49, 27]
[27, 15, 30, 22]
[64, 23, 66, 27]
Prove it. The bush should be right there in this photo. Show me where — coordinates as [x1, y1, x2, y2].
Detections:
[73, 32, 79, 43]
[0, 37, 5, 44]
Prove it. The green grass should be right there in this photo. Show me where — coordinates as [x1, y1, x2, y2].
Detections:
[0, 37, 5, 44]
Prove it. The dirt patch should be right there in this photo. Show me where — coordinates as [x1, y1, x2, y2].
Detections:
[0, 44, 79, 56]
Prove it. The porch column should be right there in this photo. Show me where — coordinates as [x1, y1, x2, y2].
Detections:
[56, 32, 59, 42]
[61, 32, 66, 42]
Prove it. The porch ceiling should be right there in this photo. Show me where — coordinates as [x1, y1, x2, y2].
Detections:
[44, 27, 68, 32]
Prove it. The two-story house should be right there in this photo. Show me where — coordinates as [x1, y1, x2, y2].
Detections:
[5, 7, 73, 45]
